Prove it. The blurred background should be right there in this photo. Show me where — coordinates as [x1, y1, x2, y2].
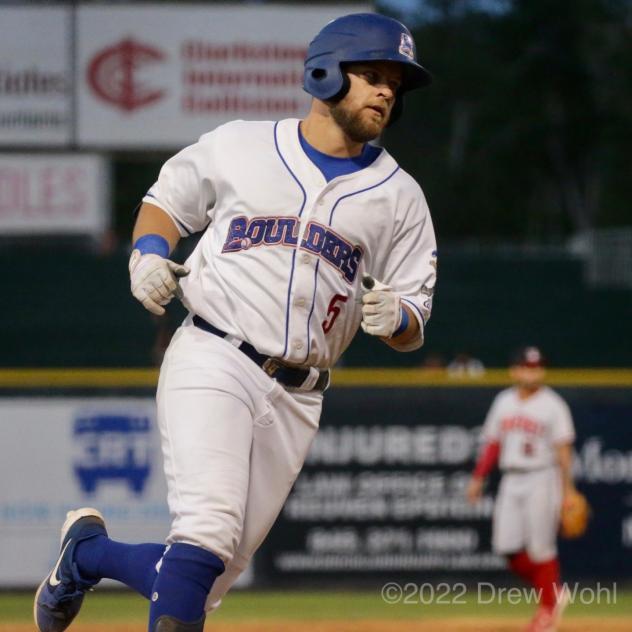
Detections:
[0, 0, 631, 629]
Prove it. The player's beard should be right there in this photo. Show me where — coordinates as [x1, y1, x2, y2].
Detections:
[330, 101, 387, 143]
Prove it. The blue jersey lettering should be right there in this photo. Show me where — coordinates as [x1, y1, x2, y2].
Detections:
[223, 216, 362, 284]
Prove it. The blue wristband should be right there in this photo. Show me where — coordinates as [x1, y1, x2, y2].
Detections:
[392, 305, 409, 337]
[133, 234, 170, 258]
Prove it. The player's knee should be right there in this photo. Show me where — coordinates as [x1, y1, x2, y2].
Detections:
[507, 549, 532, 574]
[167, 519, 241, 566]
[526, 544, 557, 563]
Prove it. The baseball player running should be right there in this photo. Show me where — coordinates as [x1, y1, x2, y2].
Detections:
[35, 13, 437, 632]
[467, 347, 576, 632]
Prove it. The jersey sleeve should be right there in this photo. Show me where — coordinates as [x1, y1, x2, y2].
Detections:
[481, 394, 504, 442]
[551, 396, 576, 444]
[381, 189, 437, 351]
[142, 133, 217, 236]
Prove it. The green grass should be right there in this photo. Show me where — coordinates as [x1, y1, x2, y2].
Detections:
[4, 588, 632, 622]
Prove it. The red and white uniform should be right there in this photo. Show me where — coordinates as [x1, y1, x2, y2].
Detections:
[482, 386, 575, 561]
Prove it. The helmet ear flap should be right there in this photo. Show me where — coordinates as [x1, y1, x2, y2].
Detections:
[387, 96, 403, 127]
[304, 63, 350, 102]
[330, 69, 350, 102]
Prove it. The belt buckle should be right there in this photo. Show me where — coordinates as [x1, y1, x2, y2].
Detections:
[262, 358, 281, 377]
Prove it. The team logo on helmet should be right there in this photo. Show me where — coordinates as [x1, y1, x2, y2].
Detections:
[399, 33, 414, 60]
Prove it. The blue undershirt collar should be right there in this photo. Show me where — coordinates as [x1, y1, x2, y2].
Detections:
[298, 125, 382, 182]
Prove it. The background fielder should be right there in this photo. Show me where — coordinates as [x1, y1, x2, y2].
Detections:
[35, 13, 437, 632]
[467, 347, 577, 632]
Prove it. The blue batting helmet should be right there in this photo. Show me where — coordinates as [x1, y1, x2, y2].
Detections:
[303, 13, 431, 122]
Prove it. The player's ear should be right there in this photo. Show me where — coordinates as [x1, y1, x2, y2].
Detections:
[338, 70, 351, 99]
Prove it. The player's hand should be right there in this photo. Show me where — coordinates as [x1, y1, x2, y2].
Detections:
[360, 275, 402, 338]
[466, 476, 484, 504]
[129, 250, 190, 316]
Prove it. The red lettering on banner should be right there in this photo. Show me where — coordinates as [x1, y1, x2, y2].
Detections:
[0, 166, 86, 217]
[183, 70, 303, 87]
[181, 42, 307, 61]
[182, 95, 300, 113]
[500, 416, 545, 436]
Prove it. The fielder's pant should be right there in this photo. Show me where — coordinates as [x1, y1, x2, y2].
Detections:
[492, 468, 563, 562]
[156, 321, 322, 612]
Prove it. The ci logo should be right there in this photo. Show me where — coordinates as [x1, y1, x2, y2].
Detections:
[88, 38, 166, 112]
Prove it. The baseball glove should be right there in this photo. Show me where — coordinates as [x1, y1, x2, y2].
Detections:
[560, 490, 590, 539]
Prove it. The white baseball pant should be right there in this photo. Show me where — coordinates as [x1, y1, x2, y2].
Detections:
[492, 468, 563, 562]
[156, 320, 323, 611]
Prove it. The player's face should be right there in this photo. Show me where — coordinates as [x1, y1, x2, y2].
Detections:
[510, 365, 546, 388]
[330, 61, 403, 142]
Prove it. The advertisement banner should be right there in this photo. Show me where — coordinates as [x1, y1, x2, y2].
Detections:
[0, 154, 109, 235]
[76, 5, 365, 148]
[260, 387, 632, 583]
[0, 8, 72, 146]
[0, 399, 165, 586]
[0, 398, 254, 588]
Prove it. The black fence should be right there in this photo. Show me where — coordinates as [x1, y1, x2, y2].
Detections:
[3, 247, 632, 367]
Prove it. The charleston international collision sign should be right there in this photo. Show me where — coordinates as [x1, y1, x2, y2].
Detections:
[76, 5, 366, 148]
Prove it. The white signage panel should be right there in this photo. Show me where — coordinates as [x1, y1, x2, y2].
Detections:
[0, 154, 109, 236]
[76, 5, 366, 148]
[0, 398, 253, 588]
[0, 7, 72, 146]
[0, 399, 166, 586]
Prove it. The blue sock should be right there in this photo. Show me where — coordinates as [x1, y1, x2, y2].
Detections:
[148, 543, 224, 627]
[75, 535, 166, 599]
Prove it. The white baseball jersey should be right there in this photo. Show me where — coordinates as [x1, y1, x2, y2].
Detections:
[143, 118, 437, 368]
[482, 386, 575, 471]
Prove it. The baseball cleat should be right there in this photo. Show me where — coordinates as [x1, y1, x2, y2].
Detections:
[152, 615, 206, 631]
[525, 606, 556, 632]
[552, 584, 571, 628]
[34, 508, 107, 632]
[524, 608, 550, 632]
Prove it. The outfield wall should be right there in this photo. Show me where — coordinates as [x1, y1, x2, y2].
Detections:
[260, 380, 632, 584]
[0, 369, 630, 587]
[3, 251, 632, 368]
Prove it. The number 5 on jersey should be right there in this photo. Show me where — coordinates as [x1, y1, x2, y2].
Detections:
[322, 294, 348, 333]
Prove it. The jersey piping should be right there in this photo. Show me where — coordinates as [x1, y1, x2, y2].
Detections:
[304, 261, 321, 363]
[297, 125, 382, 182]
[274, 120, 307, 360]
[303, 164, 403, 364]
[144, 191, 194, 236]
[327, 165, 401, 225]
[401, 296, 426, 325]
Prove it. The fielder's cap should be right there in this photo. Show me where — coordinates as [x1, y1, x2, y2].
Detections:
[511, 346, 546, 368]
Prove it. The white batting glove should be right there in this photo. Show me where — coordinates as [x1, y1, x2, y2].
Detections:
[129, 250, 190, 316]
[360, 274, 403, 338]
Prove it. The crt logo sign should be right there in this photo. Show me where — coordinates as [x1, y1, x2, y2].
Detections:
[73, 413, 152, 495]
